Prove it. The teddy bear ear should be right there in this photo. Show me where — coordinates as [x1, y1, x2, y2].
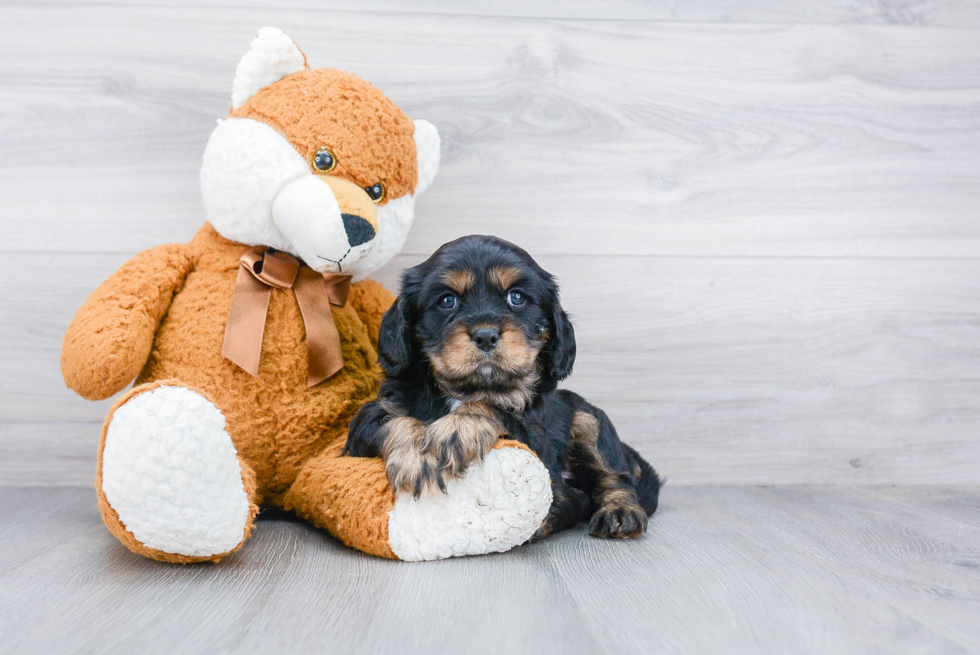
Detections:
[413, 119, 441, 196]
[231, 27, 308, 109]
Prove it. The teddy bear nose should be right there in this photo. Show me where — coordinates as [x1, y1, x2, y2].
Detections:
[342, 213, 376, 247]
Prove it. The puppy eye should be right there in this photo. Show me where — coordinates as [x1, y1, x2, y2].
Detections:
[313, 148, 337, 173]
[506, 291, 526, 307]
[439, 294, 458, 310]
[365, 183, 385, 204]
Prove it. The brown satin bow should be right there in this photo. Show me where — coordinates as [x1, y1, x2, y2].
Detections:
[222, 246, 352, 387]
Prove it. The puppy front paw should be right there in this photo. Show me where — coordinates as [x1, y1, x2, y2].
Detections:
[424, 402, 504, 480]
[382, 417, 445, 498]
[588, 501, 648, 539]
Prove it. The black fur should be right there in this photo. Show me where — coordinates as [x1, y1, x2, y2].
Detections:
[345, 235, 660, 539]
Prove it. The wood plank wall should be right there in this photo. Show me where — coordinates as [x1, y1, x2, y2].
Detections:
[1, 2, 978, 486]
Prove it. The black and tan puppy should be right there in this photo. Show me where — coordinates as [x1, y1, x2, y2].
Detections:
[344, 235, 660, 539]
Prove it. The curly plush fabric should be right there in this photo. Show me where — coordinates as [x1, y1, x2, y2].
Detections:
[386, 441, 552, 561]
[96, 379, 260, 564]
[61, 245, 196, 401]
[232, 27, 307, 110]
[233, 68, 418, 203]
[66, 225, 396, 561]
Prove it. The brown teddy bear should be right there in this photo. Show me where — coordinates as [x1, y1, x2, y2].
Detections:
[61, 27, 552, 563]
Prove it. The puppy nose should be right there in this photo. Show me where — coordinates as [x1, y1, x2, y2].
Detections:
[342, 213, 376, 247]
[471, 327, 500, 352]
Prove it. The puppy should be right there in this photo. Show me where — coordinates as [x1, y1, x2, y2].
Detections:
[344, 235, 660, 539]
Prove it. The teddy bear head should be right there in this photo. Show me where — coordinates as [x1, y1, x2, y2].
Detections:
[200, 27, 440, 281]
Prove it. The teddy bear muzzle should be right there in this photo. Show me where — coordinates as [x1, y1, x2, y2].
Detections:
[272, 174, 380, 275]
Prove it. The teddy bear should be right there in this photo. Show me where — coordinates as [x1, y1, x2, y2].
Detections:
[61, 27, 552, 563]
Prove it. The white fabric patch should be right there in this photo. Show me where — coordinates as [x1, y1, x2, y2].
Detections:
[232, 27, 306, 109]
[387, 447, 552, 561]
[353, 193, 414, 282]
[101, 386, 251, 558]
[200, 117, 309, 254]
[350, 120, 439, 281]
[412, 119, 441, 196]
[273, 175, 375, 275]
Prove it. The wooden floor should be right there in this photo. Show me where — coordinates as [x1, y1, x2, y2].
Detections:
[1, 486, 978, 655]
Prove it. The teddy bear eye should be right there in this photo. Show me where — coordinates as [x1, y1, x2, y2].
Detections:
[313, 148, 336, 173]
[365, 183, 385, 204]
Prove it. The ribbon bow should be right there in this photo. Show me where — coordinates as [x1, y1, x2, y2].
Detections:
[222, 246, 351, 387]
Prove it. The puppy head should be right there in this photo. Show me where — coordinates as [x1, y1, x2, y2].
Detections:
[378, 235, 575, 408]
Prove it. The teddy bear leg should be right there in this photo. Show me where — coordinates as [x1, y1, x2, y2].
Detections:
[96, 380, 259, 563]
[282, 438, 553, 561]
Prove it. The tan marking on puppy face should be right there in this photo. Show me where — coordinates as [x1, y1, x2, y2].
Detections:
[427, 319, 544, 412]
[427, 321, 545, 411]
[470, 372, 540, 413]
[423, 401, 504, 479]
[440, 269, 476, 295]
[232, 68, 418, 202]
[427, 323, 477, 380]
[497, 320, 541, 374]
[430, 320, 540, 378]
[488, 265, 522, 290]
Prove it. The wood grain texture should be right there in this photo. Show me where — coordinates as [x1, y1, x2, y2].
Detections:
[9, 0, 980, 27]
[1, 486, 978, 654]
[2, 3, 979, 487]
[1, 7, 980, 258]
[4, 252, 978, 486]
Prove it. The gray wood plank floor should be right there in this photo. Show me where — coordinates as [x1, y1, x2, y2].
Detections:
[1, 486, 978, 655]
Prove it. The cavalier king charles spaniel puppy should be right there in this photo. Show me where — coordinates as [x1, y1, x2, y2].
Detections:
[344, 235, 660, 539]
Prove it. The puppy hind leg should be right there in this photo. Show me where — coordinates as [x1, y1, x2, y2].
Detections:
[569, 411, 649, 539]
[622, 442, 661, 516]
[532, 481, 591, 541]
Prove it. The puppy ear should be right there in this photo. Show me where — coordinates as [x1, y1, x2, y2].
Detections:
[377, 296, 414, 377]
[548, 303, 576, 381]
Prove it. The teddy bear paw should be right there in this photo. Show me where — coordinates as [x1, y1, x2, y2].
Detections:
[99, 384, 254, 560]
[386, 443, 552, 561]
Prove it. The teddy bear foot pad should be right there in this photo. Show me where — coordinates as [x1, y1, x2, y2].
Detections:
[387, 445, 553, 561]
[99, 383, 254, 561]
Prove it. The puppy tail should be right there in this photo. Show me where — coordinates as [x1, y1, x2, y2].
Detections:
[622, 443, 662, 516]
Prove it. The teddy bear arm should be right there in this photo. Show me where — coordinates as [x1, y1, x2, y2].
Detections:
[282, 435, 398, 559]
[61, 244, 196, 400]
[347, 278, 396, 351]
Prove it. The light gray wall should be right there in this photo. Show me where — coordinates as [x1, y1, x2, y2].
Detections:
[2, 1, 978, 486]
